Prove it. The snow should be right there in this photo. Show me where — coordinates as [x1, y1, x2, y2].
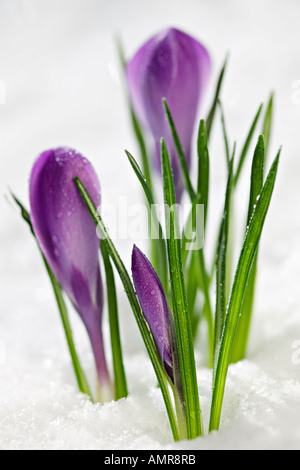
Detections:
[1, 0, 300, 450]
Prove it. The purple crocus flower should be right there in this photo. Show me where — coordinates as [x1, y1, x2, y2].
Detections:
[29, 147, 112, 400]
[126, 27, 211, 200]
[132, 245, 173, 381]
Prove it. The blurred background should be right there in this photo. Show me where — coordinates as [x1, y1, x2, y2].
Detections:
[0, 0, 299, 449]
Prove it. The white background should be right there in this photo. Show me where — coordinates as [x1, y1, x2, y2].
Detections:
[0, 0, 300, 450]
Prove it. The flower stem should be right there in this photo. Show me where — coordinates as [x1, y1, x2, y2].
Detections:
[172, 384, 188, 440]
[86, 322, 113, 403]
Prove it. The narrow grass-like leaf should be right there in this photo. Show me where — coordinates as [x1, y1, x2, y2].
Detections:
[197, 248, 214, 367]
[75, 177, 180, 441]
[209, 150, 280, 432]
[130, 109, 154, 195]
[206, 56, 228, 139]
[182, 199, 206, 342]
[165, 109, 212, 355]
[179, 117, 214, 359]
[11, 194, 33, 229]
[185, 246, 214, 353]
[218, 100, 231, 170]
[161, 139, 203, 439]
[214, 152, 235, 361]
[234, 103, 263, 186]
[231, 135, 265, 362]
[181, 194, 202, 267]
[101, 243, 128, 400]
[197, 119, 210, 228]
[163, 98, 196, 202]
[115, 34, 127, 70]
[11, 194, 93, 400]
[262, 93, 274, 159]
[230, 257, 257, 363]
[186, 259, 199, 337]
[246, 135, 266, 222]
[125, 149, 168, 293]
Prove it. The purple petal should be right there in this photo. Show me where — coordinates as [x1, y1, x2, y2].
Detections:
[132, 245, 173, 380]
[126, 28, 211, 200]
[29, 147, 111, 389]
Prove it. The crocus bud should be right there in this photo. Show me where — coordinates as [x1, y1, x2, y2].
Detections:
[126, 27, 211, 200]
[132, 245, 173, 381]
[29, 147, 112, 400]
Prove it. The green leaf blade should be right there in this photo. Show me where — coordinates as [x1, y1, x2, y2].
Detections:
[218, 100, 231, 169]
[163, 98, 196, 202]
[197, 119, 210, 228]
[125, 150, 168, 293]
[231, 135, 265, 363]
[214, 152, 235, 361]
[209, 150, 280, 432]
[247, 135, 265, 224]
[262, 92, 274, 159]
[206, 56, 228, 139]
[161, 139, 203, 439]
[234, 103, 263, 186]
